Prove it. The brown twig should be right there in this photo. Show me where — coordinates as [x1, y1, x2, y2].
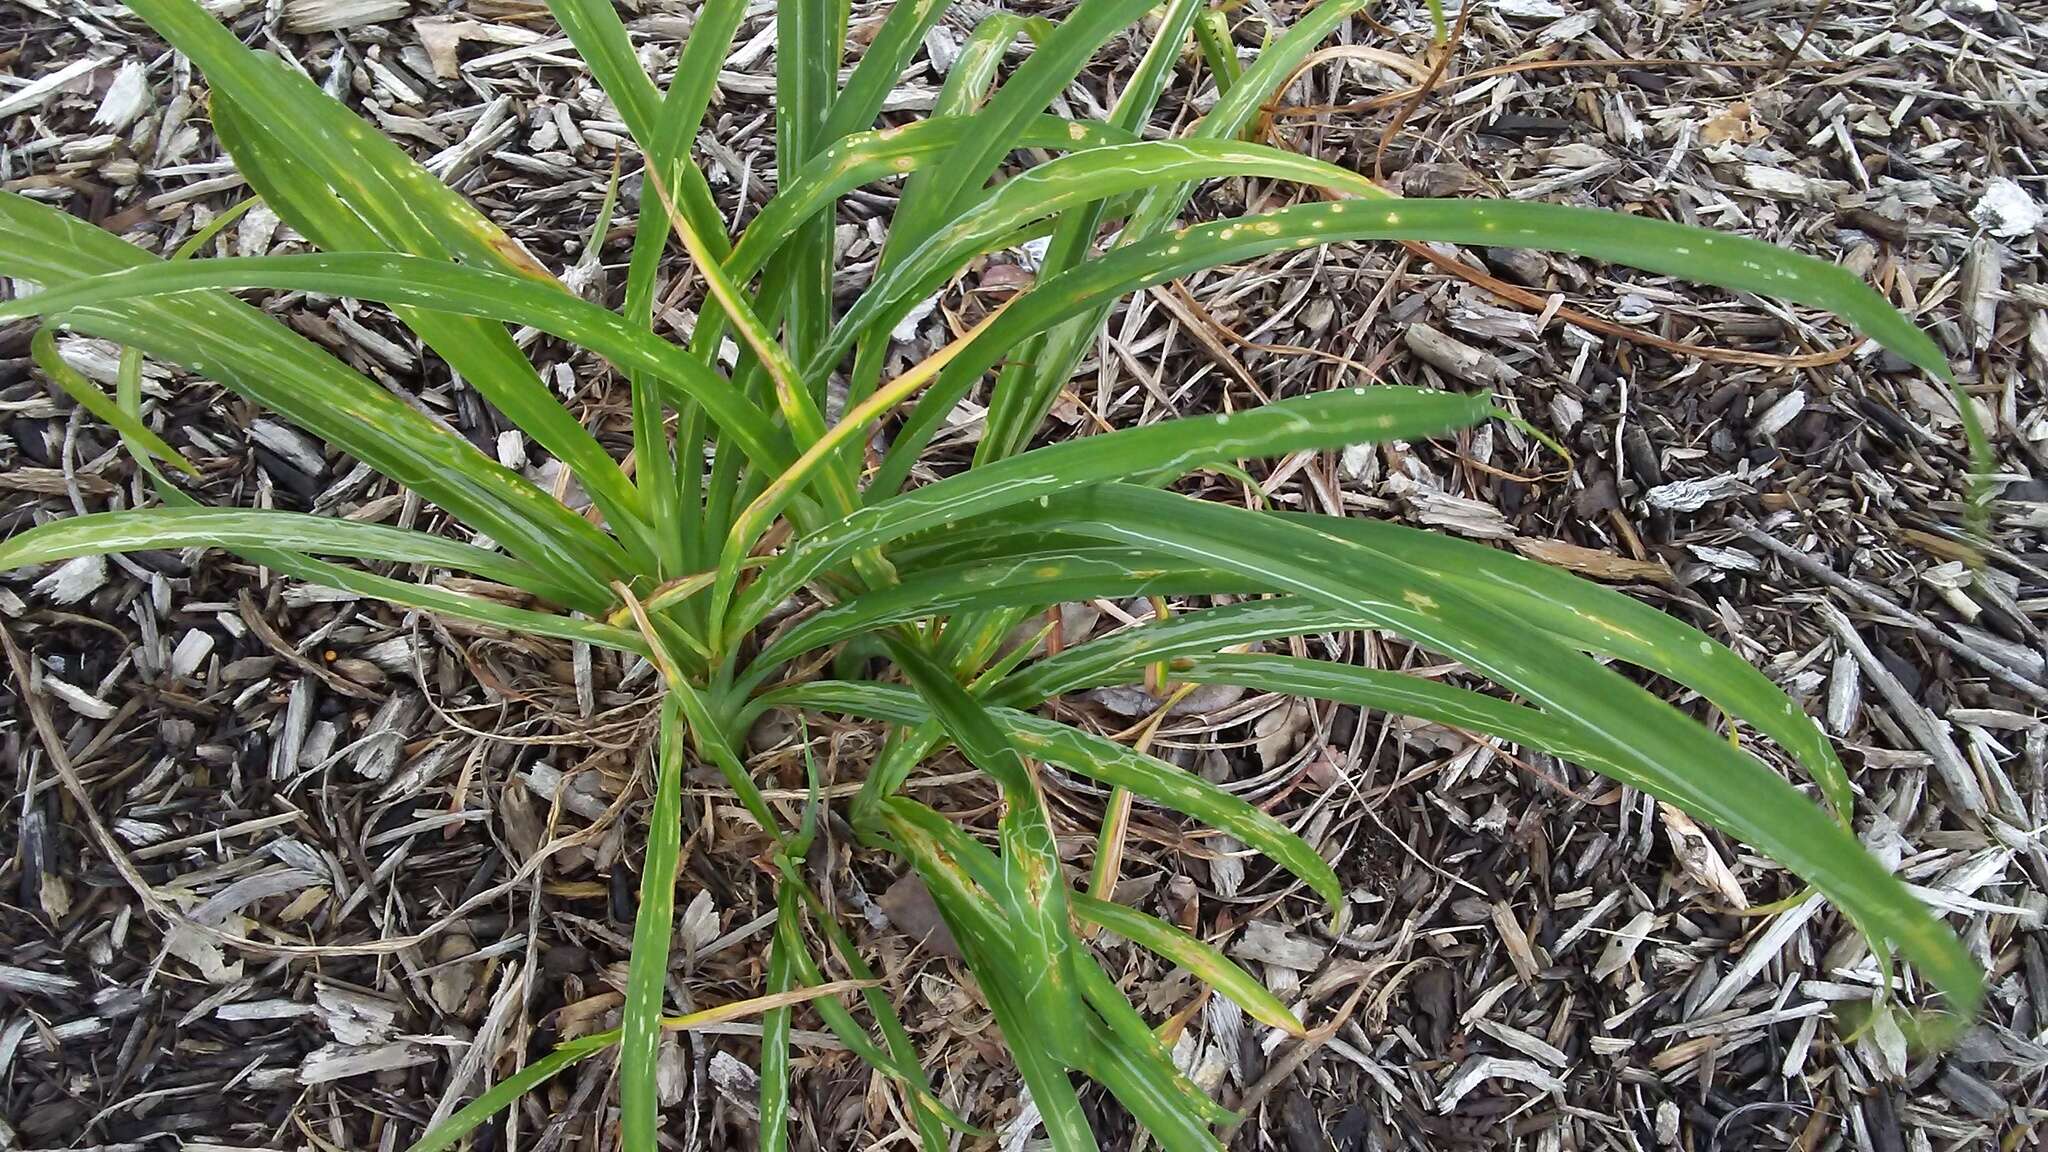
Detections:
[1372, 0, 1472, 183]
[1396, 241, 1862, 371]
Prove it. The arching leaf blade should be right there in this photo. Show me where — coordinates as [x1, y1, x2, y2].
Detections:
[1072, 891, 1303, 1038]
[994, 596, 1362, 707]
[728, 115, 1137, 287]
[818, 0, 951, 142]
[404, 1031, 621, 1152]
[1163, 653, 1618, 777]
[886, 638, 1090, 1065]
[29, 326, 197, 477]
[749, 548, 1252, 676]
[1007, 485, 1983, 1025]
[136, 0, 656, 567]
[0, 193, 628, 598]
[1075, 984, 1228, 1152]
[883, 802, 1102, 1151]
[757, 681, 1343, 909]
[757, 896, 799, 1152]
[886, 195, 1948, 495]
[818, 139, 1388, 378]
[1286, 515, 1857, 819]
[0, 252, 795, 477]
[620, 697, 689, 1152]
[206, 94, 658, 572]
[254, 549, 647, 654]
[0, 508, 592, 610]
[128, 0, 545, 272]
[971, 0, 1371, 469]
[732, 387, 1493, 643]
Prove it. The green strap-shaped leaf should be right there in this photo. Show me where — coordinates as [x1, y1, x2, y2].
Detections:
[996, 597, 1360, 706]
[1073, 970, 1229, 1151]
[747, 547, 1251, 678]
[1285, 514, 1858, 819]
[548, 0, 661, 140]
[757, 900, 798, 1152]
[0, 193, 627, 599]
[732, 387, 1493, 643]
[845, 72, 1157, 411]
[29, 327, 197, 477]
[727, 116, 1136, 286]
[664, 675, 782, 837]
[883, 194, 1949, 497]
[818, 0, 951, 141]
[0, 507, 595, 611]
[546, 0, 730, 257]
[402, 980, 869, 1152]
[214, 96, 657, 573]
[874, 13, 1078, 308]
[633, 0, 754, 578]
[755, 681, 1342, 908]
[770, 881, 925, 1082]
[1111, 0, 1208, 136]
[972, 0, 1370, 468]
[1134, 0, 1367, 242]
[544, 0, 676, 570]
[404, 1031, 622, 1152]
[987, 560, 1854, 821]
[884, 800, 1245, 1133]
[887, 638, 1090, 1065]
[1193, 7, 1242, 98]
[263, 550, 649, 654]
[883, 801, 1102, 1151]
[1169, 653, 1619, 773]
[132, 0, 541, 272]
[998, 485, 1983, 1023]
[682, 115, 1135, 444]
[1002, 710, 1341, 910]
[887, 796, 1230, 1150]
[926, 12, 1027, 120]
[775, 0, 837, 371]
[118, 474, 649, 656]
[171, 21, 655, 568]
[758, 900, 809, 1152]
[892, 0, 1155, 247]
[1178, 1, 1364, 145]
[827, 11, 1042, 452]
[970, 0, 1207, 471]
[812, 138, 1386, 381]
[0, 252, 795, 477]
[621, 697, 688, 1152]
[767, 880, 976, 1137]
[1071, 891, 1302, 1038]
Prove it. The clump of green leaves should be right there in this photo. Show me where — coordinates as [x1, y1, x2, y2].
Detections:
[0, 0, 1982, 1148]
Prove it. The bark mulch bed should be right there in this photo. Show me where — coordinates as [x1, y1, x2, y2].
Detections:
[2, 1, 2044, 1149]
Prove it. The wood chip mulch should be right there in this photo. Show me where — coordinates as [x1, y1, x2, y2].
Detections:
[1, 1, 2044, 1150]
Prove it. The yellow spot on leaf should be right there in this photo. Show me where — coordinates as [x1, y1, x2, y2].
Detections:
[486, 232, 557, 283]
